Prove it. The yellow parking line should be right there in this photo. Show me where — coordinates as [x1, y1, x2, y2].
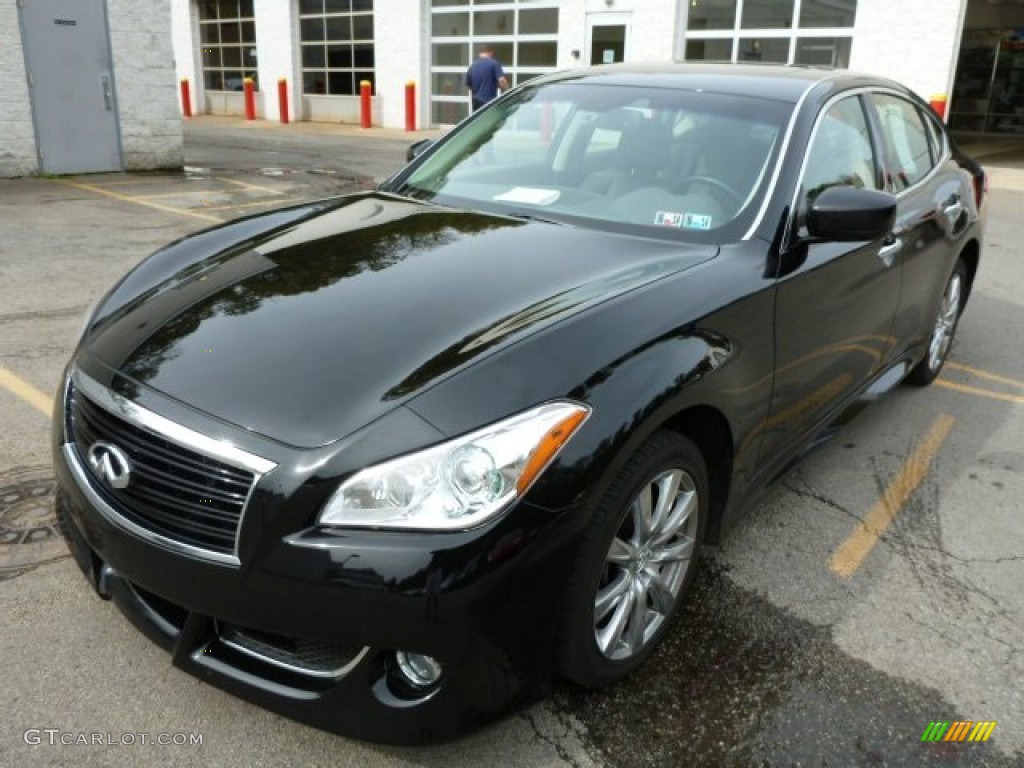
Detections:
[56, 179, 223, 223]
[221, 178, 286, 195]
[829, 414, 955, 579]
[133, 189, 226, 200]
[934, 379, 1024, 405]
[942, 362, 1024, 390]
[0, 366, 54, 417]
[199, 197, 299, 212]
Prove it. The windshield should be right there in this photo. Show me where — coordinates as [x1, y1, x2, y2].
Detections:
[389, 81, 793, 243]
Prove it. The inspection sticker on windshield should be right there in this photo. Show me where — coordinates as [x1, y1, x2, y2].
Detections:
[655, 211, 712, 230]
[494, 187, 561, 205]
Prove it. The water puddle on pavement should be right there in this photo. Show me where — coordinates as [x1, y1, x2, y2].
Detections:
[556, 562, 1020, 767]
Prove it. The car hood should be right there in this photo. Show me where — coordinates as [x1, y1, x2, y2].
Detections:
[84, 193, 716, 448]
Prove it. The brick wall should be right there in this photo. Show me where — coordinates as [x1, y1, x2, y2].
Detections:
[107, 0, 184, 170]
[0, 4, 39, 177]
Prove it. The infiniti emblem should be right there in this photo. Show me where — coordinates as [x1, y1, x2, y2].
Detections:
[87, 442, 132, 490]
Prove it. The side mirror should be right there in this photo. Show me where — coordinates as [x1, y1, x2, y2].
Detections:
[406, 139, 433, 163]
[806, 186, 896, 242]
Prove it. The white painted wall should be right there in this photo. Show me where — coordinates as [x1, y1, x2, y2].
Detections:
[1, 0, 182, 177]
[0, 2, 38, 177]
[375, 0, 429, 130]
[850, 0, 967, 109]
[255, 0, 299, 123]
[107, 0, 184, 170]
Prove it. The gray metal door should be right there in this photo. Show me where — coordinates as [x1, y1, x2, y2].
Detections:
[19, 0, 122, 174]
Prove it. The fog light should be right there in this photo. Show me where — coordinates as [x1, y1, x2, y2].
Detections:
[394, 650, 442, 688]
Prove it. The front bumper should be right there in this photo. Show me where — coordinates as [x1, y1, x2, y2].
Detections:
[52, 392, 578, 744]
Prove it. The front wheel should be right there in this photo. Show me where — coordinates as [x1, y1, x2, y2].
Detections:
[906, 258, 967, 386]
[557, 431, 708, 688]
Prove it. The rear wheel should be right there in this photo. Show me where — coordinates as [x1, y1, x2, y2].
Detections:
[906, 259, 966, 386]
[558, 431, 708, 688]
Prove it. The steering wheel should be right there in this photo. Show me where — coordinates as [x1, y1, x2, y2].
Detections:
[675, 176, 743, 209]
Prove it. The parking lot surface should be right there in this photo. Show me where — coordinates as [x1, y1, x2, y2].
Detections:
[1, 119, 1022, 767]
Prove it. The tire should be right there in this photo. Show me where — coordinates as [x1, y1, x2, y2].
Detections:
[557, 431, 708, 688]
[906, 258, 967, 387]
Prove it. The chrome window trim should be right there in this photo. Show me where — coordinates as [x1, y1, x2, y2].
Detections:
[742, 75, 827, 240]
[64, 369, 278, 567]
[214, 620, 371, 680]
[782, 86, 952, 248]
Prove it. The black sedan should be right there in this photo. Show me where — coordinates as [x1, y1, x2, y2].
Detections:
[53, 64, 985, 743]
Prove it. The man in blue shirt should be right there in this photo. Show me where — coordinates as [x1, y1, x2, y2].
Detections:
[465, 46, 509, 112]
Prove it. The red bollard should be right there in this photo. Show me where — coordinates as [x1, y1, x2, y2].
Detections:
[180, 78, 192, 119]
[405, 81, 416, 132]
[244, 77, 256, 121]
[929, 94, 948, 121]
[360, 80, 372, 129]
[278, 78, 289, 124]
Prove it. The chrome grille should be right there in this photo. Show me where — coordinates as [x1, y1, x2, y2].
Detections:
[68, 382, 256, 559]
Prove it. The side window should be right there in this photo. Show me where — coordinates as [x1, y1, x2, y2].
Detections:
[919, 107, 947, 166]
[800, 96, 879, 222]
[871, 94, 936, 192]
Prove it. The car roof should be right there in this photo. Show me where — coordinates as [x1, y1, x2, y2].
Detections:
[532, 63, 898, 104]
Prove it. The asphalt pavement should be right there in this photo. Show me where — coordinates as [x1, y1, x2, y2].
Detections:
[0, 117, 1022, 767]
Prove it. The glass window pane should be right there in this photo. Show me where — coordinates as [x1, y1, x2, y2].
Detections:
[329, 71, 353, 95]
[220, 22, 240, 44]
[326, 16, 352, 41]
[352, 14, 373, 40]
[432, 71, 466, 97]
[304, 71, 328, 94]
[202, 46, 221, 68]
[214, 0, 235, 18]
[433, 43, 469, 66]
[239, 0, 253, 16]
[872, 94, 934, 191]
[324, 0, 350, 11]
[355, 72, 375, 92]
[240, 21, 255, 43]
[204, 71, 224, 90]
[222, 46, 242, 68]
[433, 12, 470, 37]
[519, 8, 558, 35]
[474, 11, 512, 37]
[800, 0, 857, 28]
[303, 44, 326, 68]
[200, 24, 219, 44]
[353, 43, 374, 67]
[299, 0, 323, 14]
[741, 0, 794, 29]
[351, 0, 373, 10]
[685, 38, 733, 61]
[198, 1, 218, 21]
[327, 44, 353, 67]
[431, 0, 462, 6]
[802, 97, 878, 216]
[223, 71, 245, 91]
[301, 17, 325, 41]
[517, 42, 557, 67]
[432, 100, 469, 125]
[738, 37, 789, 63]
[795, 37, 851, 68]
[477, 41, 512, 66]
[687, 0, 736, 31]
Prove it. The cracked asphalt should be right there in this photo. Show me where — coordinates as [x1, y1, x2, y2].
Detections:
[1, 120, 1022, 767]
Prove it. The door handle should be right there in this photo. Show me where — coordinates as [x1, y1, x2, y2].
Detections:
[942, 199, 964, 219]
[877, 236, 902, 267]
[101, 76, 113, 111]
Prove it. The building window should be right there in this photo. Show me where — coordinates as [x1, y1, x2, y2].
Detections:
[199, 0, 257, 92]
[683, 0, 856, 68]
[300, 0, 375, 97]
[430, 1, 559, 127]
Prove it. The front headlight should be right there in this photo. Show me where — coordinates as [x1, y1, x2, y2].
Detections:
[319, 401, 590, 531]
